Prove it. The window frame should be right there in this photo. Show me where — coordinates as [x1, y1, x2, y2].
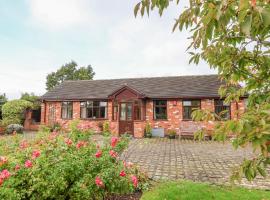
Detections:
[182, 99, 201, 121]
[214, 99, 231, 120]
[61, 101, 73, 119]
[153, 100, 167, 120]
[134, 100, 142, 121]
[80, 100, 108, 120]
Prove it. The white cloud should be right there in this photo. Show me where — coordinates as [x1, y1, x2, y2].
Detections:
[28, 0, 93, 29]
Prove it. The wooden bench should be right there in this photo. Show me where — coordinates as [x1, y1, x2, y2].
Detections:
[179, 123, 203, 139]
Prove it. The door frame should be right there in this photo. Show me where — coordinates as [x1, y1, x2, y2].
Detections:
[118, 101, 134, 135]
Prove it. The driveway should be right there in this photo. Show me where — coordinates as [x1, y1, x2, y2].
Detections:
[121, 138, 270, 190]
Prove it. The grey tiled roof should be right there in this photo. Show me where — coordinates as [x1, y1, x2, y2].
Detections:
[41, 75, 224, 100]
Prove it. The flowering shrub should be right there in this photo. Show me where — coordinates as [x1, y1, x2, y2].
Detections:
[0, 125, 148, 199]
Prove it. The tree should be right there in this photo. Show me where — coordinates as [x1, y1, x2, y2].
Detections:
[134, 0, 270, 181]
[46, 61, 95, 91]
[20, 92, 40, 109]
[0, 93, 8, 120]
[1, 100, 33, 125]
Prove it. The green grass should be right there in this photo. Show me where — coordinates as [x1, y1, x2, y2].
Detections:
[141, 181, 270, 200]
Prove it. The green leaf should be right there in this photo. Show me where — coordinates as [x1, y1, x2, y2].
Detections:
[240, 15, 252, 35]
[261, 8, 270, 26]
[239, 0, 249, 23]
[134, 2, 141, 17]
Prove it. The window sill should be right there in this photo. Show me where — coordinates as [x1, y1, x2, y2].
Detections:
[61, 118, 73, 120]
[80, 118, 108, 121]
[153, 119, 168, 121]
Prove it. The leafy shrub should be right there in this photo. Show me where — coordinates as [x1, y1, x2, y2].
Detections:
[103, 121, 110, 136]
[145, 122, 152, 138]
[6, 124, 24, 134]
[0, 125, 148, 199]
[2, 100, 33, 126]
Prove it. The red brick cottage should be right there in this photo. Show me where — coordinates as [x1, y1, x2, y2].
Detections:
[40, 75, 245, 138]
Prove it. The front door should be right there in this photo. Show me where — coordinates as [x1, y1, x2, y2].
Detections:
[119, 102, 133, 135]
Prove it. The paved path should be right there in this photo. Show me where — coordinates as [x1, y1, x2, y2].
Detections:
[121, 138, 270, 190]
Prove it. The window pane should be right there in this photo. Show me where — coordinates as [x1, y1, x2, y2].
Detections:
[191, 100, 200, 106]
[93, 101, 99, 106]
[87, 107, 93, 118]
[100, 101, 107, 107]
[155, 107, 167, 119]
[155, 100, 166, 106]
[134, 105, 141, 120]
[183, 101, 191, 106]
[100, 107, 107, 118]
[120, 104, 126, 120]
[80, 107, 86, 118]
[127, 104, 132, 121]
[183, 107, 191, 120]
[87, 101, 93, 107]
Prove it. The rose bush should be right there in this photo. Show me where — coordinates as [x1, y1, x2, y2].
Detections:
[0, 122, 148, 200]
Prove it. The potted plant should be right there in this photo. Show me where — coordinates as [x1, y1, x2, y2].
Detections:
[145, 122, 152, 138]
[168, 129, 176, 139]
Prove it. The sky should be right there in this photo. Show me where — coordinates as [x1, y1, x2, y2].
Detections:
[0, 0, 215, 99]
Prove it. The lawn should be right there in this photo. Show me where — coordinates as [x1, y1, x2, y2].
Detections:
[141, 181, 270, 200]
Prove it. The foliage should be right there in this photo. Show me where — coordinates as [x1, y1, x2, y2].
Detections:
[103, 121, 111, 136]
[6, 124, 24, 134]
[167, 129, 176, 136]
[1, 100, 33, 126]
[0, 93, 8, 120]
[0, 126, 148, 199]
[145, 122, 152, 138]
[46, 61, 95, 91]
[141, 180, 270, 200]
[20, 92, 40, 110]
[134, 0, 270, 180]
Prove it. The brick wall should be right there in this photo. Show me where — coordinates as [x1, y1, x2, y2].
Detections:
[41, 99, 245, 138]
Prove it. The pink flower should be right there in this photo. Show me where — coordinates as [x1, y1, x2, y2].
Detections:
[131, 175, 138, 188]
[48, 131, 58, 140]
[76, 141, 87, 149]
[20, 140, 28, 149]
[95, 150, 102, 158]
[95, 176, 104, 187]
[123, 161, 133, 168]
[0, 170, 11, 180]
[15, 164, 20, 171]
[111, 137, 118, 148]
[32, 150, 41, 159]
[109, 150, 118, 158]
[119, 170, 126, 177]
[0, 156, 8, 164]
[64, 138, 73, 146]
[24, 160, 33, 168]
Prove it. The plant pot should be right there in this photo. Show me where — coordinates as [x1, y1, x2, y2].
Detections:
[169, 135, 176, 139]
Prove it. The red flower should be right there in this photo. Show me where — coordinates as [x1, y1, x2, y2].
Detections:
[109, 150, 118, 158]
[24, 160, 33, 168]
[64, 138, 73, 146]
[95, 176, 104, 187]
[76, 141, 87, 149]
[131, 175, 138, 188]
[0, 169, 11, 180]
[95, 150, 102, 158]
[32, 150, 41, 159]
[119, 170, 126, 177]
[15, 164, 20, 171]
[111, 137, 118, 148]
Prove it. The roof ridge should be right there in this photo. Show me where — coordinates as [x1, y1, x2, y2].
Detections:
[64, 74, 219, 83]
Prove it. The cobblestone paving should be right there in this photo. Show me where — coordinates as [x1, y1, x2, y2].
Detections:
[121, 138, 270, 190]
